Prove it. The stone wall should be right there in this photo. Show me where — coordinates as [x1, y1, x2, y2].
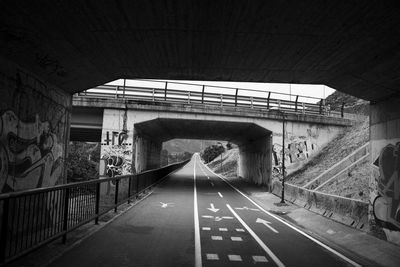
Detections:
[0, 57, 71, 192]
[370, 97, 400, 245]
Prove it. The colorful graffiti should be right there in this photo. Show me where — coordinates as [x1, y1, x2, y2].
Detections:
[0, 110, 63, 192]
[372, 142, 400, 231]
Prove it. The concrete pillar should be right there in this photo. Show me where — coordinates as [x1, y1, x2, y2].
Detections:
[370, 97, 400, 245]
[134, 135, 162, 173]
[238, 134, 272, 187]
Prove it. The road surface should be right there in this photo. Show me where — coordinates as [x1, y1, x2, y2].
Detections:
[49, 154, 360, 266]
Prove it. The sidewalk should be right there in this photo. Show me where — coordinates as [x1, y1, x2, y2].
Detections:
[224, 176, 400, 267]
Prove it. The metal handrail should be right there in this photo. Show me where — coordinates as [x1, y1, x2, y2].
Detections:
[0, 160, 189, 265]
[77, 84, 347, 118]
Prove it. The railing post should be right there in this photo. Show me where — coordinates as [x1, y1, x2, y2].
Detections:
[302, 102, 305, 114]
[152, 88, 155, 102]
[341, 102, 345, 118]
[235, 88, 238, 106]
[0, 198, 10, 263]
[123, 79, 126, 98]
[164, 82, 168, 101]
[127, 176, 132, 204]
[250, 96, 254, 108]
[95, 183, 100, 224]
[295, 95, 299, 112]
[267, 92, 271, 109]
[220, 94, 223, 107]
[201, 85, 205, 104]
[62, 188, 70, 244]
[136, 175, 139, 198]
[278, 100, 281, 109]
[319, 99, 324, 114]
[115, 86, 119, 99]
[114, 179, 119, 213]
[188, 91, 191, 104]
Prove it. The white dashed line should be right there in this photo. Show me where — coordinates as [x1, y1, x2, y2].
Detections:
[253, 256, 268, 263]
[202, 215, 213, 219]
[231, 236, 243, 241]
[236, 228, 245, 232]
[222, 216, 233, 219]
[228, 255, 242, 262]
[202, 227, 211, 231]
[210, 165, 362, 267]
[219, 228, 228, 232]
[218, 192, 223, 198]
[227, 204, 285, 267]
[211, 236, 223, 240]
[210, 182, 214, 187]
[206, 254, 219, 260]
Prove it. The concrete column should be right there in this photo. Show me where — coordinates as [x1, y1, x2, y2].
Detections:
[134, 135, 162, 173]
[238, 134, 272, 187]
[370, 97, 400, 245]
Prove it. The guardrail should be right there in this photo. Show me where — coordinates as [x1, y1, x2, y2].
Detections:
[76, 80, 349, 118]
[0, 160, 189, 265]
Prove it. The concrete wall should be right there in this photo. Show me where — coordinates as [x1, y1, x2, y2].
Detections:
[0, 57, 71, 193]
[134, 135, 162, 172]
[272, 123, 342, 175]
[370, 97, 400, 245]
[271, 181, 369, 230]
[238, 135, 272, 186]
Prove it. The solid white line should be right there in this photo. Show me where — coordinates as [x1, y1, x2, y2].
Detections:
[227, 204, 285, 267]
[204, 163, 361, 267]
[193, 156, 202, 267]
[218, 192, 223, 198]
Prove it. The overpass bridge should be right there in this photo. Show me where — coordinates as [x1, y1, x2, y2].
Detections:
[71, 82, 353, 186]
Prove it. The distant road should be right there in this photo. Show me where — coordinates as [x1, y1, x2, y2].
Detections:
[49, 154, 360, 266]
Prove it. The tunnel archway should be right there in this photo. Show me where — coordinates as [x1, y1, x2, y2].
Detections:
[133, 118, 273, 186]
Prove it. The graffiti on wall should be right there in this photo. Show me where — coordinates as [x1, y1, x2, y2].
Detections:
[100, 131, 132, 178]
[272, 140, 317, 174]
[0, 110, 63, 193]
[372, 142, 400, 231]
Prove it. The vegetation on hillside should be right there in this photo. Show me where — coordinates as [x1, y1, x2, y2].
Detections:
[324, 90, 369, 115]
[201, 144, 225, 163]
[66, 142, 100, 183]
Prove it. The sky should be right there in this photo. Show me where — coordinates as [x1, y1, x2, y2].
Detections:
[106, 79, 335, 104]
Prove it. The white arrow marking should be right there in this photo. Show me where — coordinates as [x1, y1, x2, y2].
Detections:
[218, 192, 223, 198]
[256, 218, 279, 233]
[207, 203, 219, 213]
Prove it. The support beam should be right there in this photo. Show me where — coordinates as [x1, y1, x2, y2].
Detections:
[237, 135, 272, 188]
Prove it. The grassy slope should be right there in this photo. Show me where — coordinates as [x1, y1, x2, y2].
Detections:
[208, 117, 370, 201]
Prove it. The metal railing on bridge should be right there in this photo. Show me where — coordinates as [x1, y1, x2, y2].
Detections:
[0, 161, 189, 265]
[75, 80, 349, 118]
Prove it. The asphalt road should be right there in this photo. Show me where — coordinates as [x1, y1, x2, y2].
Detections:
[49, 154, 361, 267]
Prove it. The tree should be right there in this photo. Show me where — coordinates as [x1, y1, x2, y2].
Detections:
[66, 142, 100, 183]
[201, 144, 225, 163]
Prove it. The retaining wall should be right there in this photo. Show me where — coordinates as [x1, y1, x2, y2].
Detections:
[271, 181, 369, 231]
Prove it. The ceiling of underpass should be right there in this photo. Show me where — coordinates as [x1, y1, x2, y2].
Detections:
[134, 118, 271, 145]
[1, 1, 400, 101]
